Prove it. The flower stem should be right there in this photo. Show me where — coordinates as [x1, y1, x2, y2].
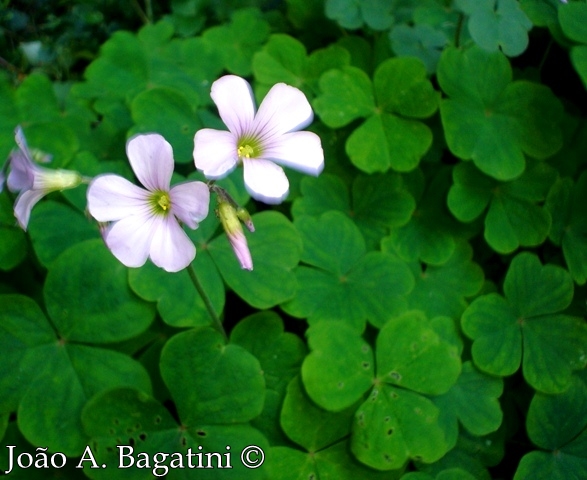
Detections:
[186, 263, 227, 341]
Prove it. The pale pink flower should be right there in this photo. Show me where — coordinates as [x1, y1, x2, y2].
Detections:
[7, 126, 82, 230]
[194, 75, 324, 204]
[87, 133, 210, 273]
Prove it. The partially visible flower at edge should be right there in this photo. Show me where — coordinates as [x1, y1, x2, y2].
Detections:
[7, 126, 83, 230]
[87, 133, 210, 273]
[194, 75, 324, 204]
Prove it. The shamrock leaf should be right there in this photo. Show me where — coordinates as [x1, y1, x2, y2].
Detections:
[455, 0, 533, 57]
[383, 168, 465, 266]
[44, 239, 156, 343]
[230, 312, 306, 445]
[325, 0, 394, 30]
[303, 311, 461, 470]
[559, 1, 587, 89]
[27, 200, 100, 268]
[314, 57, 439, 173]
[269, 441, 402, 480]
[0, 192, 26, 271]
[281, 211, 414, 331]
[438, 46, 563, 181]
[390, 24, 448, 74]
[515, 374, 587, 479]
[546, 172, 587, 285]
[433, 362, 504, 449]
[202, 8, 269, 76]
[462, 252, 587, 393]
[406, 240, 485, 320]
[253, 34, 350, 99]
[448, 161, 555, 254]
[208, 211, 302, 309]
[0, 294, 151, 455]
[292, 173, 416, 250]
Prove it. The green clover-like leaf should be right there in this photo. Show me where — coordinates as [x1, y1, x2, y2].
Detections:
[448, 161, 554, 254]
[462, 252, 587, 393]
[456, 0, 532, 57]
[547, 169, 587, 285]
[315, 57, 438, 173]
[438, 46, 563, 181]
[292, 173, 415, 250]
[0, 295, 151, 455]
[515, 374, 587, 479]
[282, 211, 414, 330]
[559, 2, 587, 89]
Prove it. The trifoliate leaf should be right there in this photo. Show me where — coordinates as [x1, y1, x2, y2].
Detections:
[281, 375, 355, 452]
[230, 312, 306, 444]
[546, 172, 587, 285]
[130, 86, 202, 164]
[201, 8, 269, 76]
[438, 46, 563, 181]
[292, 173, 416, 250]
[0, 192, 27, 271]
[448, 161, 555, 254]
[352, 385, 447, 470]
[302, 321, 374, 412]
[407, 240, 484, 319]
[433, 362, 503, 449]
[383, 168, 459, 266]
[456, 0, 532, 57]
[28, 200, 100, 268]
[325, 0, 394, 30]
[160, 327, 265, 425]
[282, 212, 414, 330]
[44, 239, 156, 343]
[390, 24, 448, 74]
[376, 311, 462, 396]
[209, 211, 302, 309]
[515, 375, 587, 479]
[462, 252, 587, 393]
[0, 295, 151, 455]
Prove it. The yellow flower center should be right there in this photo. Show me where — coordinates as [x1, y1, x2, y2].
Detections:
[150, 191, 172, 215]
[157, 193, 171, 211]
[238, 144, 255, 159]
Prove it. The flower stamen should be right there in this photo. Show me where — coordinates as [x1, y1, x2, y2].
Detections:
[238, 144, 255, 159]
[158, 192, 171, 211]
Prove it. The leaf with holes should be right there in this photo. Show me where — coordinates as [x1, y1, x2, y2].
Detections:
[0, 295, 151, 455]
[462, 252, 587, 393]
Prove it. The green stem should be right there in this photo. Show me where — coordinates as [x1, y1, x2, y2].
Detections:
[186, 263, 227, 341]
[455, 13, 464, 48]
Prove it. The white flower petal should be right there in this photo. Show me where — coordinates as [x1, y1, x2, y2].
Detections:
[103, 213, 158, 268]
[242, 158, 289, 204]
[126, 133, 174, 192]
[193, 129, 238, 179]
[7, 150, 35, 192]
[210, 75, 256, 136]
[170, 181, 210, 229]
[254, 83, 313, 138]
[87, 174, 150, 222]
[14, 189, 45, 230]
[263, 131, 324, 176]
[149, 216, 196, 272]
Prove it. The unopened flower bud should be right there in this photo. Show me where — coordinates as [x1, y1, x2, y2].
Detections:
[217, 200, 253, 271]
